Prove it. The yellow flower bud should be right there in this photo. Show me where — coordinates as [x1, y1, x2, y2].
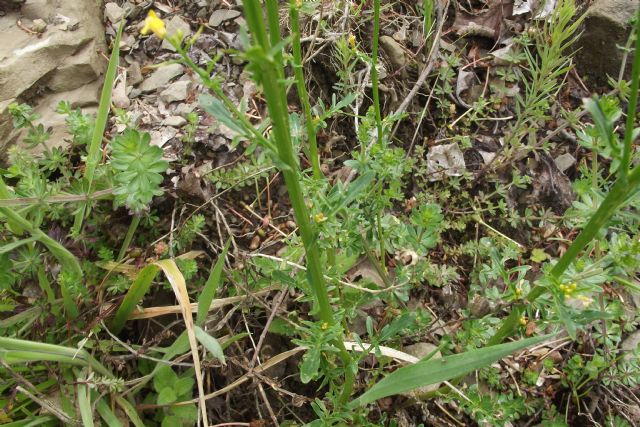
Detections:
[314, 213, 327, 223]
[141, 10, 167, 39]
[519, 316, 527, 326]
[348, 34, 356, 48]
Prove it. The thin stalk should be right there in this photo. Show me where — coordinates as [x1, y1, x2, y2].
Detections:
[117, 214, 141, 262]
[371, 0, 383, 143]
[489, 12, 640, 345]
[290, 0, 323, 179]
[243, 0, 354, 402]
[620, 8, 640, 175]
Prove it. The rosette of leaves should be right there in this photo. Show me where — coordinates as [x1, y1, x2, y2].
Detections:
[110, 130, 168, 213]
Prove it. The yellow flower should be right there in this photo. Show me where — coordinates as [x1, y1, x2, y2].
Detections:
[141, 10, 167, 39]
[519, 315, 527, 326]
[314, 213, 327, 223]
[348, 34, 356, 48]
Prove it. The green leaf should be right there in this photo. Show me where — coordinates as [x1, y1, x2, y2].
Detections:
[154, 365, 179, 392]
[95, 394, 124, 427]
[110, 264, 159, 333]
[161, 416, 184, 427]
[175, 376, 195, 397]
[327, 171, 375, 217]
[77, 382, 95, 427]
[299, 346, 321, 384]
[349, 333, 555, 408]
[530, 248, 549, 263]
[196, 240, 229, 326]
[157, 387, 178, 405]
[199, 94, 247, 137]
[194, 325, 226, 365]
[75, 21, 124, 232]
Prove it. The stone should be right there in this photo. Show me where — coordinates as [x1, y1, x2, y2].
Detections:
[402, 343, 443, 398]
[161, 15, 192, 51]
[163, 115, 187, 127]
[575, 0, 639, 84]
[160, 80, 190, 103]
[31, 18, 47, 33]
[139, 64, 184, 92]
[380, 35, 408, 70]
[0, 0, 105, 157]
[208, 9, 241, 27]
[621, 330, 640, 360]
[104, 2, 126, 24]
[554, 153, 576, 173]
[128, 62, 143, 85]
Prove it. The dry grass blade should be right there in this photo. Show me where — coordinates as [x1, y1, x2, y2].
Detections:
[153, 259, 208, 426]
[128, 286, 277, 320]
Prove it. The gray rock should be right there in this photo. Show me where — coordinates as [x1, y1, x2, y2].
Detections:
[0, 0, 105, 156]
[554, 153, 576, 173]
[31, 18, 47, 33]
[160, 80, 190, 103]
[128, 62, 143, 86]
[104, 2, 125, 24]
[208, 9, 241, 27]
[139, 64, 184, 93]
[163, 116, 187, 127]
[575, 0, 639, 84]
[621, 330, 640, 360]
[161, 15, 192, 51]
[380, 35, 408, 70]
[402, 343, 443, 398]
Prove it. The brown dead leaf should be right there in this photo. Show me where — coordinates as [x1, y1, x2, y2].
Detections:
[452, 0, 514, 41]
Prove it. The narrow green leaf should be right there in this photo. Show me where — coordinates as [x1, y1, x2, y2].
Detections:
[75, 21, 124, 233]
[110, 264, 160, 333]
[349, 333, 555, 408]
[196, 240, 230, 327]
[77, 382, 95, 427]
[95, 394, 124, 427]
[328, 171, 375, 217]
[194, 325, 226, 365]
[114, 396, 145, 427]
[0, 236, 39, 254]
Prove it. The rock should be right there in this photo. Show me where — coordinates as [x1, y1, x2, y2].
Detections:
[380, 35, 408, 70]
[402, 343, 443, 398]
[161, 15, 192, 51]
[112, 80, 130, 109]
[0, 0, 105, 156]
[160, 80, 190, 103]
[208, 9, 241, 27]
[163, 115, 187, 127]
[31, 18, 47, 33]
[139, 64, 184, 92]
[128, 62, 143, 85]
[104, 2, 125, 24]
[554, 153, 576, 173]
[0, 0, 25, 12]
[621, 330, 640, 360]
[575, 0, 639, 84]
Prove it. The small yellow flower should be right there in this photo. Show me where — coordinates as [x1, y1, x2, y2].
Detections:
[348, 34, 356, 48]
[314, 213, 327, 223]
[321, 322, 329, 330]
[576, 294, 593, 308]
[519, 315, 527, 326]
[141, 10, 167, 39]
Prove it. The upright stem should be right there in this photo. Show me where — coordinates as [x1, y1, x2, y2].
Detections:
[371, 0, 383, 144]
[620, 8, 640, 176]
[117, 214, 141, 262]
[243, 0, 354, 402]
[290, 0, 323, 179]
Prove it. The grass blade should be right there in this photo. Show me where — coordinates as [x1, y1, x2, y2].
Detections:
[196, 240, 230, 327]
[154, 259, 208, 426]
[77, 381, 94, 427]
[194, 325, 226, 365]
[349, 333, 555, 408]
[110, 264, 159, 333]
[74, 21, 124, 234]
[95, 394, 124, 427]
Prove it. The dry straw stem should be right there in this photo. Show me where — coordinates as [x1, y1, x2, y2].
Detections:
[153, 259, 209, 426]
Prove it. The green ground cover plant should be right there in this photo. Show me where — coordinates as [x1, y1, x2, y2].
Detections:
[1, 0, 640, 425]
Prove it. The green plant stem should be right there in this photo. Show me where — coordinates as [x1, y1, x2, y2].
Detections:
[371, 0, 383, 144]
[117, 214, 141, 262]
[290, 0, 323, 179]
[620, 8, 640, 175]
[243, 0, 354, 403]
